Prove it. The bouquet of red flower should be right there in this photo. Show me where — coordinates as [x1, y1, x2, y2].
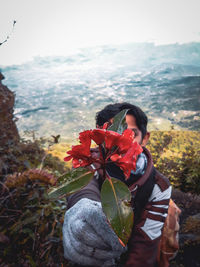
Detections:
[49, 110, 143, 245]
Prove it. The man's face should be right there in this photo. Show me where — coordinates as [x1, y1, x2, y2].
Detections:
[125, 114, 149, 146]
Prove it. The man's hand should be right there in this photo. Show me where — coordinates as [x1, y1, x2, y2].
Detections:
[87, 147, 104, 177]
[63, 198, 126, 266]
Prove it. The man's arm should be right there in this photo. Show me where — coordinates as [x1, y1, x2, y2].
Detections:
[125, 174, 172, 267]
[66, 174, 101, 209]
[67, 155, 102, 209]
[63, 174, 126, 266]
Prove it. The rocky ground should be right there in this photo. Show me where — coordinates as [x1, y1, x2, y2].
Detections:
[0, 72, 20, 177]
[0, 72, 19, 146]
[170, 189, 200, 267]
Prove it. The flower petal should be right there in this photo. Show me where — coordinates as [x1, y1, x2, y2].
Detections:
[105, 131, 121, 150]
[110, 142, 143, 179]
[64, 155, 73, 161]
[110, 154, 121, 162]
[90, 129, 106, 145]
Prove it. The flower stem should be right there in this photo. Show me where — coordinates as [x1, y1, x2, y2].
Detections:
[105, 146, 119, 161]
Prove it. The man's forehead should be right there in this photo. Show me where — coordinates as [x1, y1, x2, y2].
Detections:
[125, 115, 140, 130]
[125, 114, 137, 123]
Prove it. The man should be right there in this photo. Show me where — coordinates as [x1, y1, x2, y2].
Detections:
[63, 103, 172, 266]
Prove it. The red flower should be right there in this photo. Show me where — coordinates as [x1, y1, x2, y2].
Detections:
[104, 131, 121, 150]
[91, 129, 133, 151]
[64, 128, 142, 178]
[90, 129, 106, 145]
[71, 157, 94, 168]
[64, 130, 92, 168]
[79, 130, 91, 148]
[110, 141, 143, 179]
[96, 122, 111, 129]
[117, 129, 134, 153]
[102, 122, 111, 129]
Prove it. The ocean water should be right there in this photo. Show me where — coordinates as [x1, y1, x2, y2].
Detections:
[1, 42, 200, 141]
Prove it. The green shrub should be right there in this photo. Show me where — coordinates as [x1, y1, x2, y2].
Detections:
[147, 131, 200, 194]
[0, 138, 69, 182]
[0, 169, 68, 266]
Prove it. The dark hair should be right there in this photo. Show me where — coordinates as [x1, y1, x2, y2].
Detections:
[95, 102, 148, 139]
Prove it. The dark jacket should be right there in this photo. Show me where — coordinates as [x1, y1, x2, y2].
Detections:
[67, 147, 171, 267]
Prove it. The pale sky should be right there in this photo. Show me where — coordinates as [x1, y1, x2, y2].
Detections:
[0, 0, 200, 65]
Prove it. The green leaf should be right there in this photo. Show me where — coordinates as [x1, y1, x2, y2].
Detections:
[57, 167, 88, 182]
[101, 177, 133, 245]
[108, 109, 128, 134]
[48, 168, 93, 198]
